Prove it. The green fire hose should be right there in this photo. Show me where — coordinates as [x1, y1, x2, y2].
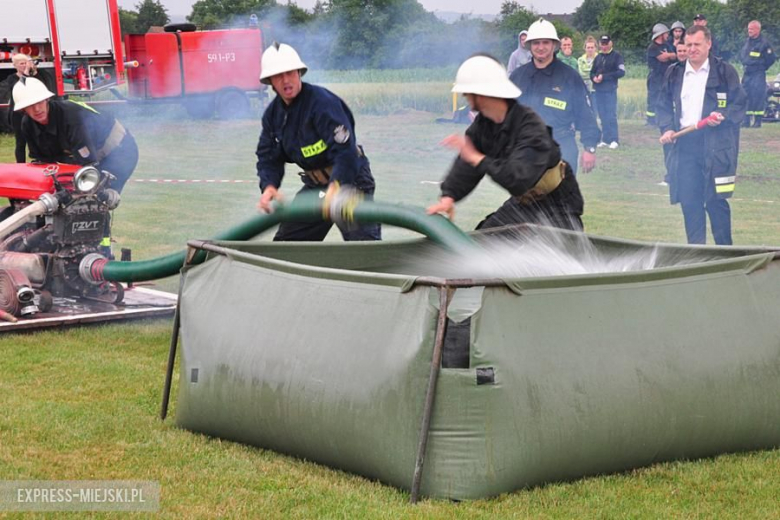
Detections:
[96, 191, 475, 283]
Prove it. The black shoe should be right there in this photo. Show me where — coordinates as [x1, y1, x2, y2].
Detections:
[753, 118, 762, 128]
[742, 118, 752, 128]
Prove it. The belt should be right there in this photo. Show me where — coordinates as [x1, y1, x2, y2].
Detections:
[299, 145, 365, 186]
[515, 161, 566, 205]
[96, 121, 127, 162]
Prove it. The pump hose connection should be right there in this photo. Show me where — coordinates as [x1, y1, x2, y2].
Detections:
[82, 190, 476, 284]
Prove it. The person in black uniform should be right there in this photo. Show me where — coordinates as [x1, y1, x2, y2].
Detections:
[693, 14, 719, 58]
[509, 18, 600, 176]
[658, 26, 746, 245]
[13, 77, 138, 193]
[646, 23, 676, 125]
[739, 20, 776, 128]
[2, 54, 56, 163]
[590, 35, 625, 149]
[255, 43, 380, 241]
[428, 55, 585, 232]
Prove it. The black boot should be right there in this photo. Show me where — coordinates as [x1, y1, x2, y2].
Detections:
[753, 117, 762, 128]
[742, 116, 753, 128]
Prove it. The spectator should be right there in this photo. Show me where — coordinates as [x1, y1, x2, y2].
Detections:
[674, 39, 688, 63]
[507, 31, 531, 75]
[591, 35, 625, 149]
[427, 55, 585, 232]
[658, 26, 746, 245]
[669, 21, 686, 49]
[559, 37, 579, 70]
[693, 14, 719, 57]
[739, 20, 776, 128]
[578, 36, 598, 92]
[2, 54, 56, 163]
[510, 18, 600, 176]
[646, 23, 676, 125]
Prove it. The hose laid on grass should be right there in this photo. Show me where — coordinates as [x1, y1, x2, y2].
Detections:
[92, 190, 475, 283]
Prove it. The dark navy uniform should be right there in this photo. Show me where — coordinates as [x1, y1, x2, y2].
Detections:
[590, 49, 625, 144]
[256, 82, 380, 241]
[646, 40, 674, 124]
[509, 57, 600, 175]
[5, 69, 56, 163]
[440, 101, 584, 231]
[739, 34, 776, 126]
[21, 99, 138, 193]
[657, 57, 746, 245]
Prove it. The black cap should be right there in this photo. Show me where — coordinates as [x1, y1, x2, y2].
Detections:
[693, 13, 706, 21]
[599, 35, 611, 43]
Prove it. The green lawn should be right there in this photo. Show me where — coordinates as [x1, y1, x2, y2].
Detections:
[1, 106, 779, 517]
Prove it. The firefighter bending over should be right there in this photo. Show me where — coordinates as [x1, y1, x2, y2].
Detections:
[255, 43, 380, 241]
[427, 55, 585, 231]
[12, 77, 138, 193]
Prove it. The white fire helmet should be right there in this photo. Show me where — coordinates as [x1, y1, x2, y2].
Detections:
[259, 43, 308, 85]
[12, 76, 54, 111]
[524, 18, 560, 49]
[452, 56, 521, 99]
[651, 23, 670, 41]
[671, 20, 685, 31]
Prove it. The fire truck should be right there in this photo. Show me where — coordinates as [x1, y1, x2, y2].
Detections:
[0, 0, 125, 95]
[122, 23, 265, 119]
[1, 1, 266, 120]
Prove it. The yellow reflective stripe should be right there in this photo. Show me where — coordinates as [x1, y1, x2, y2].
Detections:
[715, 176, 735, 194]
[749, 51, 761, 57]
[68, 99, 100, 114]
[543, 97, 567, 110]
[646, 111, 656, 116]
[301, 139, 328, 158]
[716, 183, 735, 194]
[100, 237, 111, 246]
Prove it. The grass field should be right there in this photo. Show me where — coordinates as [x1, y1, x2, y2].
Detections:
[1, 95, 780, 517]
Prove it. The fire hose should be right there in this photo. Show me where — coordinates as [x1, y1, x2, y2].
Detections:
[84, 190, 477, 284]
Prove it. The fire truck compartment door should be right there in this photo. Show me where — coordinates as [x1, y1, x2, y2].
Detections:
[4, 1, 50, 42]
[54, 0, 116, 55]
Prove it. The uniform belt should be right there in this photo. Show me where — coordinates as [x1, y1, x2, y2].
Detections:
[299, 145, 364, 186]
[515, 161, 566, 205]
[96, 121, 127, 162]
[300, 166, 333, 185]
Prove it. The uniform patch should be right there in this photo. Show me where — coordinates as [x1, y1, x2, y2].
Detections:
[78, 146, 91, 158]
[543, 97, 567, 110]
[301, 139, 328, 158]
[552, 86, 562, 92]
[333, 125, 350, 144]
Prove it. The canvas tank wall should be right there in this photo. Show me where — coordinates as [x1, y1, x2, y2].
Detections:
[172, 229, 780, 499]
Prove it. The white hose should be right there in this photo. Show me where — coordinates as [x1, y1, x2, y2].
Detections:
[0, 197, 53, 242]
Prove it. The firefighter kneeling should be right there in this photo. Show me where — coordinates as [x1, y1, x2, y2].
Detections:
[12, 77, 139, 257]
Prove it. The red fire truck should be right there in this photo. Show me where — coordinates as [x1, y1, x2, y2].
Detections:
[0, 0, 125, 95]
[122, 23, 265, 119]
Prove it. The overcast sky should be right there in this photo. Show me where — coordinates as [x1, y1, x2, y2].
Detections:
[118, 0, 583, 17]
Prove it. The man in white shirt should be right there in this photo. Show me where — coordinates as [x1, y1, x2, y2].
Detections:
[658, 26, 746, 245]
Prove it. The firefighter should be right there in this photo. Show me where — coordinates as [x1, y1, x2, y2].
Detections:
[590, 35, 625, 149]
[657, 25, 746, 245]
[739, 20, 776, 128]
[255, 43, 380, 241]
[427, 55, 585, 232]
[646, 23, 676, 125]
[509, 18, 600, 176]
[12, 77, 138, 194]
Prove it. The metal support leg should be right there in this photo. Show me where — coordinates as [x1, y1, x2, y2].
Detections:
[410, 286, 452, 503]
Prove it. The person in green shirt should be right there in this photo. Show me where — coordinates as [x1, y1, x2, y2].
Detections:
[559, 37, 579, 69]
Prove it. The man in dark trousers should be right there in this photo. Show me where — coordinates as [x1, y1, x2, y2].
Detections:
[591, 35, 625, 149]
[739, 20, 776, 128]
[255, 43, 380, 241]
[13, 77, 138, 193]
[428, 55, 585, 232]
[510, 18, 601, 176]
[658, 25, 746, 245]
[646, 23, 676, 125]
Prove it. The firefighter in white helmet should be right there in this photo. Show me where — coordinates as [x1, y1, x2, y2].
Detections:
[646, 23, 675, 125]
[509, 18, 600, 176]
[427, 54, 585, 231]
[255, 43, 380, 241]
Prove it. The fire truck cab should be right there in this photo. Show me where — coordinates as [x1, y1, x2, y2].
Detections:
[0, 0, 124, 95]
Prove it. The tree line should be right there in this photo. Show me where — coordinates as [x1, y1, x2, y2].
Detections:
[117, 0, 780, 70]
